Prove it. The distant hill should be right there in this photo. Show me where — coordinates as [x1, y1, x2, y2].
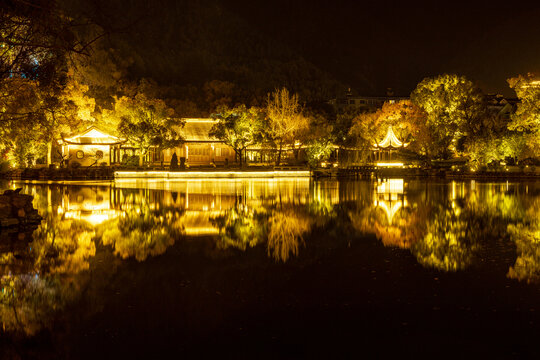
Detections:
[64, 0, 345, 109]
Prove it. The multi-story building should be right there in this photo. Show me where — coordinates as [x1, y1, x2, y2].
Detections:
[329, 89, 408, 112]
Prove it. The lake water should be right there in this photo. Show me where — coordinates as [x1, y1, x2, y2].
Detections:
[1, 178, 540, 359]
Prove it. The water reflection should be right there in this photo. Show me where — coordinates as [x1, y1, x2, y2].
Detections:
[1, 178, 540, 335]
[507, 198, 540, 283]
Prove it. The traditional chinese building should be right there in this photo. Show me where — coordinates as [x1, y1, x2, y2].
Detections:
[158, 118, 236, 166]
[59, 127, 126, 167]
[372, 126, 409, 166]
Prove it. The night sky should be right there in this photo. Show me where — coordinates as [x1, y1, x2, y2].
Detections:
[221, 0, 540, 96]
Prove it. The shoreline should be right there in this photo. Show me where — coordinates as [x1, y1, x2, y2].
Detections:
[0, 166, 539, 181]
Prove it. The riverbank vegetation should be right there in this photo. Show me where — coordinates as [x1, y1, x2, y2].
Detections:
[1, 1, 539, 173]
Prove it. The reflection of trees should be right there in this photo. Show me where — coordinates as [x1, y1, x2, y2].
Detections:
[212, 205, 266, 251]
[267, 209, 312, 262]
[0, 214, 95, 335]
[411, 204, 475, 271]
[212, 203, 316, 262]
[0, 274, 62, 336]
[32, 214, 96, 274]
[507, 200, 540, 283]
[99, 196, 184, 261]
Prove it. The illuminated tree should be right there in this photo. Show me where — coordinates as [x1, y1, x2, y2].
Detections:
[0, 78, 44, 167]
[113, 93, 183, 167]
[304, 110, 335, 167]
[0, 74, 96, 167]
[266, 88, 310, 165]
[0, 0, 82, 81]
[39, 76, 96, 165]
[507, 74, 540, 156]
[411, 74, 486, 159]
[348, 100, 427, 160]
[210, 105, 265, 166]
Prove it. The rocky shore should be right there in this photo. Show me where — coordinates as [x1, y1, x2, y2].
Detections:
[0, 189, 42, 229]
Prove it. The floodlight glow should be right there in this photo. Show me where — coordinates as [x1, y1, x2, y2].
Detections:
[114, 170, 311, 179]
[374, 126, 408, 148]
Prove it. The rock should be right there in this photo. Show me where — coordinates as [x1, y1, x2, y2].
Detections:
[0, 191, 42, 230]
[0, 202, 11, 218]
[11, 194, 33, 209]
[1, 218, 19, 227]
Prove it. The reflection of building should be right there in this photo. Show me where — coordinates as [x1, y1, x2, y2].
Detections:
[59, 127, 125, 167]
[59, 186, 121, 226]
[374, 178, 407, 224]
[115, 179, 312, 236]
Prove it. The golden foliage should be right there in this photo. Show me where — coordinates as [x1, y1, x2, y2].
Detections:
[267, 209, 311, 262]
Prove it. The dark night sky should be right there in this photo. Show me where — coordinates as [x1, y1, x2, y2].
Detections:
[220, 0, 540, 96]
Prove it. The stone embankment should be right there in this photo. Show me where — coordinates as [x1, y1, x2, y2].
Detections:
[0, 189, 42, 229]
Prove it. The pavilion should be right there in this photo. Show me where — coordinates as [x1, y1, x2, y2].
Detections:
[372, 126, 409, 166]
[59, 127, 126, 167]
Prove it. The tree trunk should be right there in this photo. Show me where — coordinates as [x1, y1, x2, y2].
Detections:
[276, 142, 283, 166]
[235, 149, 242, 167]
[139, 151, 144, 167]
[47, 141, 53, 166]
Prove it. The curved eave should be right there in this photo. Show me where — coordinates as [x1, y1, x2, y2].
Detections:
[372, 143, 409, 150]
[61, 140, 126, 145]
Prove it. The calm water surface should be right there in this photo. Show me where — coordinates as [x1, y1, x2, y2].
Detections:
[1, 178, 540, 359]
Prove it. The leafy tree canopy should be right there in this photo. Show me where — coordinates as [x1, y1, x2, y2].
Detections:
[210, 104, 264, 166]
[411, 74, 485, 159]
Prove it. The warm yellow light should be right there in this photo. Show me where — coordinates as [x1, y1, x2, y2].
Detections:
[376, 200, 403, 224]
[375, 126, 408, 148]
[376, 162, 404, 167]
[377, 179, 404, 194]
[115, 170, 311, 179]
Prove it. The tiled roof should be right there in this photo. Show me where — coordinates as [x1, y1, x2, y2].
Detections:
[176, 118, 218, 142]
[62, 127, 125, 145]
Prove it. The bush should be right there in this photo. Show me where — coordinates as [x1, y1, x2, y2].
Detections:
[170, 152, 178, 170]
[70, 161, 81, 168]
[121, 155, 139, 167]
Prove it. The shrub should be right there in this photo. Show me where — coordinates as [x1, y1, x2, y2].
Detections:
[70, 161, 81, 168]
[170, 152, 178, 170]
[121, 155, 139, 167]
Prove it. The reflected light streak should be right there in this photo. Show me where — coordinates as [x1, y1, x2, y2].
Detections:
[377, 179, 404, 194]
[376, 162, 404, 168]
[64, 210, 122, 226]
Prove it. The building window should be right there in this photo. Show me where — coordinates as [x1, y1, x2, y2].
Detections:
[76, 150, 84, 159]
